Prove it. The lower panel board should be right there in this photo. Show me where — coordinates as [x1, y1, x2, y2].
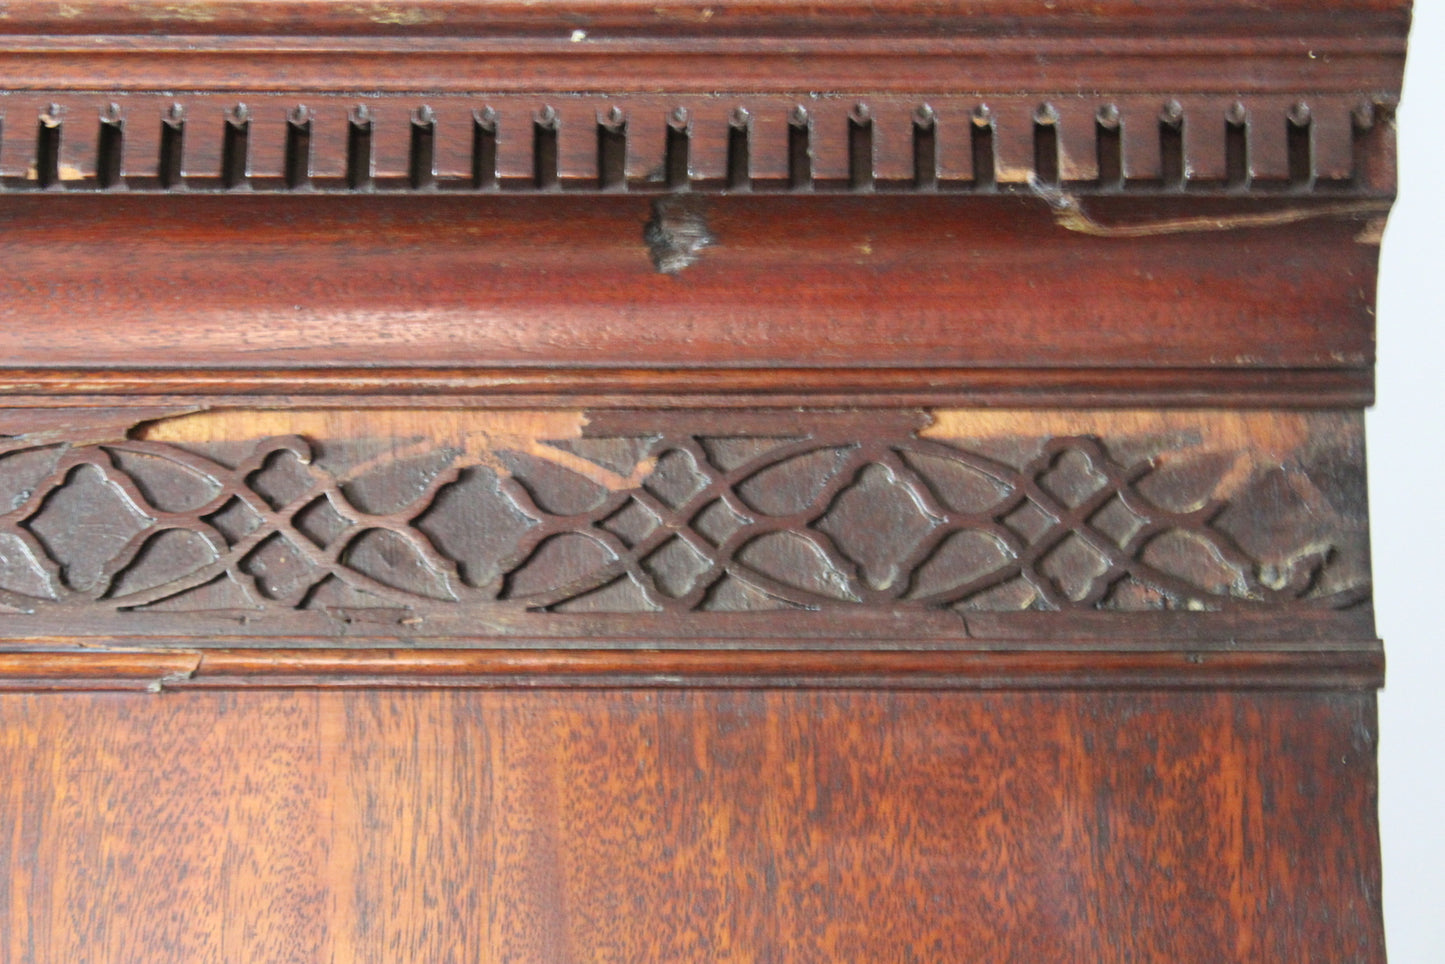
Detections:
[0, 689, 1383, 963]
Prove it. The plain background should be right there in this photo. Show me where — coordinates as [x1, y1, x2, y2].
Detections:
[1372, 0, 1444, 959]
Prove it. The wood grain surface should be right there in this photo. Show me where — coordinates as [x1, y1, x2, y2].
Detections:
[0, 689, 1385, 963]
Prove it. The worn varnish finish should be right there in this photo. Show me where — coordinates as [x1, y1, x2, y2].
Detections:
[0, 690, 1384, 962]
[0, 0, 1405, 960]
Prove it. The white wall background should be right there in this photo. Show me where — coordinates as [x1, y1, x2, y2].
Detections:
[1372, 0, 1445, 959]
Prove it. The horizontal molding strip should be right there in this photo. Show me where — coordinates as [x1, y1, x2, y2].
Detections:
[0, 368, 1375, 408]
[0, 33, 1406, 95]
[0, 0, 1411, 39]
[0, 645, 1386, 691]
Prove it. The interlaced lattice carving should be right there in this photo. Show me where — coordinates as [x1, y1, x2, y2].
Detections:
[0, 428, 1364, 616]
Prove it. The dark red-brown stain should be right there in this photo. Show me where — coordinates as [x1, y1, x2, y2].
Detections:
[0, 0, 1405, 960]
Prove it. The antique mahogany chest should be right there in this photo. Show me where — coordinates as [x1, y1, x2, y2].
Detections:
[0, 1, 1407, 960]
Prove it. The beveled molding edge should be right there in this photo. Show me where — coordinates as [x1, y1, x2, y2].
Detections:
[0, 644, 1386, 692]
[0, 0, 1411, 40]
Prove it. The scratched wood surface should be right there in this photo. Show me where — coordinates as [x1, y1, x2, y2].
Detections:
[0, 689, 1385, 963]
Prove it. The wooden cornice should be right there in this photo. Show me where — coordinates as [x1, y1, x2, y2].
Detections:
[0, 0, 1407, 408]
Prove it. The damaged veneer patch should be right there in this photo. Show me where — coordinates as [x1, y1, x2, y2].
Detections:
[137, 408, 654, 492]
[922, 409, 1327, 500]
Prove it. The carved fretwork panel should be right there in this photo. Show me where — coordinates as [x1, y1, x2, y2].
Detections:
[0, 408, 1369, 644]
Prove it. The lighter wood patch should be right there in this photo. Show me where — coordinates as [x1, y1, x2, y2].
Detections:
[924, 409, 1348, 498]
[137, 409, 655, 491]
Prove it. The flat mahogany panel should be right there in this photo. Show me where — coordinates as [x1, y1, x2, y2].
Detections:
[0, 689, 1384, 963]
